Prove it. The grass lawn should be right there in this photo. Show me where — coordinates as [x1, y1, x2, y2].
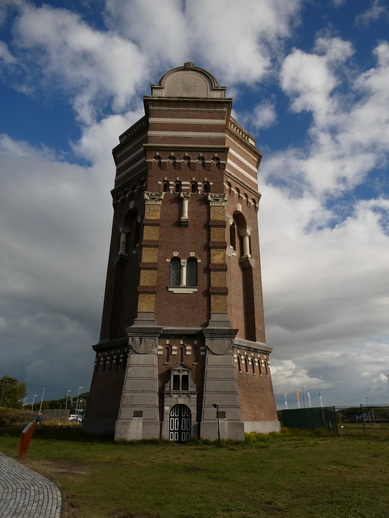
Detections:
[0, 429, 388, 518]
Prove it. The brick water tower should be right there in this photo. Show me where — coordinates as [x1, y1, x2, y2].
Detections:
[83, 63, 279, 441]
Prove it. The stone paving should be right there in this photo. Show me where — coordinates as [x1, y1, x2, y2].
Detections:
[0, 452, 62, 517]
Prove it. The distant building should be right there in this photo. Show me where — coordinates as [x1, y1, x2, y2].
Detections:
[83, 63, 279, 441]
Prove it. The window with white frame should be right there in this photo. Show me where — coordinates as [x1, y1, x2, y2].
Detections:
[168, 256, 198, 293]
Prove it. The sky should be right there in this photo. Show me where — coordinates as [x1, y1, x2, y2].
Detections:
[0, 0, 388, 411]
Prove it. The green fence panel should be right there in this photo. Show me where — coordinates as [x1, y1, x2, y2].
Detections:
[281, 407, 338, 434]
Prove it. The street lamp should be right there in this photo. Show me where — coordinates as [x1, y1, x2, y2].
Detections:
[31, 394, 37, 411]
[38, 384, 47, 416]
[75, 386, 83, 417]
[65, 389, 71, 410]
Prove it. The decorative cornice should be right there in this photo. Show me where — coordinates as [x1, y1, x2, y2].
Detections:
[207, 193, 227, 206]
[144, 191, 165, 204]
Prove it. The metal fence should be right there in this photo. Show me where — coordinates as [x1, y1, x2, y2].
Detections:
[280, 404, 389, 436]
[337, 404, 389, 437]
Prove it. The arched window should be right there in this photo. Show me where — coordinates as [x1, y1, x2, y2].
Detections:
[212, 156, 220, 169]
[183, 156, 190, 167]
[191, 181, 198, 193]
[169, 155, 176, 166]
[175, 181, 182, 193]
[165, 346, 171, 363]
[198, 156, 205, 168]
[203, 181, 210, 193]
[120, 209, 140, 255]
[170, 257, 181, 286]
[193, 346, 199, 363]
[186, 258, 197, 286]
[163, 181, 169, 193]
[154, 155, 162, 167]
[252, 357, 256, 374]
[230, 221, 236, 250]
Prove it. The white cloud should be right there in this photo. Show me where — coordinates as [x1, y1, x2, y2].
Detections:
[280, 37, 353, 125]
[104, 0, 303, 84]
[71, 108, 145, 164]
[271, 359, 332, 392]
[11, 3, 147, 124]
[273, 37, 389, 197]
[0, 134, 112, 392]
[2, 0, 304, 126]
[104, 0, 189, 67]
[252, 101, 277, 129]
[260, 182, 389, 405]
[0, 41, 16, 64]
[355, 0, 389, 26]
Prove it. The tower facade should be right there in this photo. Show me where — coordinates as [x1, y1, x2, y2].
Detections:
[84, 63, 279, 441]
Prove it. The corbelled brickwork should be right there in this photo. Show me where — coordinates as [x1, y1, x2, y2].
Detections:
[84, 63, 279, 441]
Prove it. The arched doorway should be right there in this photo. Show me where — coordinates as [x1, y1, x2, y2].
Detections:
[169, 404, 191, 443]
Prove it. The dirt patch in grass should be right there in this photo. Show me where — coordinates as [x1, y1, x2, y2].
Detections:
[24, 458, 89, 480]
[109, 511, 160, 518]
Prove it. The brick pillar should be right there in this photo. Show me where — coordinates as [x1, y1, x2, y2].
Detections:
[115, 191, 164, 441]
[201, 193, 244, 441]
[135, 191, 164, 325]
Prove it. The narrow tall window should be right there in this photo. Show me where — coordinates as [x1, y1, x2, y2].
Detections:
[193, 346, 199, 363]
[182, 375, 189, 390]
[186, 258, 198, 286]
[203, 181, 210, 193]
[175, 181, 182, 193]
[230, 221, 236, 250]
[191, 181, 198, 193]
[163, 181, 169, 192]
[170, 258, 181, 286]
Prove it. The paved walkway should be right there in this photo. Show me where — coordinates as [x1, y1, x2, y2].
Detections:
[0, 452, 62, 517]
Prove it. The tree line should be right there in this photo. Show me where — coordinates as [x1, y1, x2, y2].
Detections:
[0, 375, 88, 411]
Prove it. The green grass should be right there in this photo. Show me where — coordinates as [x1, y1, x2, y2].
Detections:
[1, 428, 388, 517]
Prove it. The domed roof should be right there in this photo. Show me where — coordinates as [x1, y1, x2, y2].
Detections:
[150, 62, 226, 99]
